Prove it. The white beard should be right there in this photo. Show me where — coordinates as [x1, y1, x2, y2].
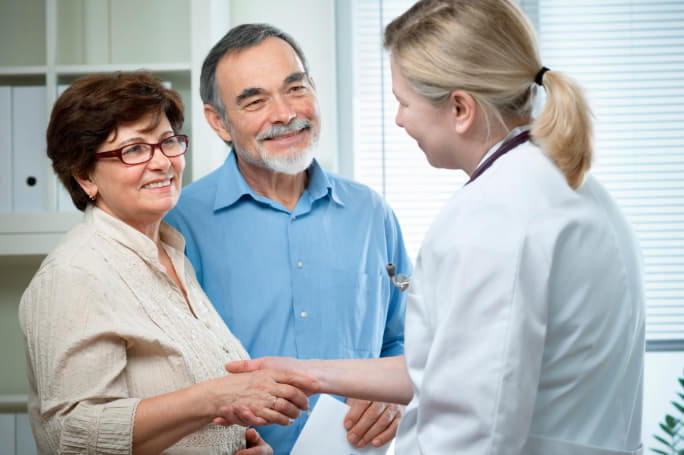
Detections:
[232, 117, 318, 175]
[261, 143, 316, 175]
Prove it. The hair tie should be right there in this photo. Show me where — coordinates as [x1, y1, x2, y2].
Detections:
[535, 66, 550, 86]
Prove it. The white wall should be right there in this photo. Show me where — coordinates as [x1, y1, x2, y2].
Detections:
[229, 0, 339, 172]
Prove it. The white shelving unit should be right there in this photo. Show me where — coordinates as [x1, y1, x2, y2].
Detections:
[0, 0, 338, 429]
[0, 0, 232, 423]
[0, 0, 230, 257]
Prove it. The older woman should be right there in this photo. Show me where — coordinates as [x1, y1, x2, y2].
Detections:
[19, 71, 317, 455]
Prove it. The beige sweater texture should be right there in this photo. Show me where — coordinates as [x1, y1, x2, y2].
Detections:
[19, 206, 250, 454]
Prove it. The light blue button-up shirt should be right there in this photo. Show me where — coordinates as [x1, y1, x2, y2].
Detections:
[165, 151, 411, 455]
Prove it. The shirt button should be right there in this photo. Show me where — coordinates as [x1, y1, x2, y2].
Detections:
[300, 311, 308, 318]
[292, 215, 297, 220]
[297, 261, 303, 268]
[306, 410, 312, 416]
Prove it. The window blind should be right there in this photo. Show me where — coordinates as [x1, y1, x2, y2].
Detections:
[351, 0, 684, 343]
[353, 0, 465, 261]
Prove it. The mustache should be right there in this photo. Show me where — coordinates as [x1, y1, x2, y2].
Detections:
[257, 118, 313, 142]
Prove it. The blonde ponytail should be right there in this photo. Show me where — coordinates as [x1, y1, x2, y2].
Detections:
[531, 70, 594, 189]
[385, 0, 596, 190]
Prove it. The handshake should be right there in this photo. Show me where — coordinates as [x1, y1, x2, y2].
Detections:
[215, 356, 411, 450]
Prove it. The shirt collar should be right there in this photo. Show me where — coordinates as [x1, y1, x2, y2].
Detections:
[213, 150, 343, 211]
[85, 205, 186, 264]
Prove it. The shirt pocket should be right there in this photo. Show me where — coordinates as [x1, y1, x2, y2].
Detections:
[313, 268, 390, 358]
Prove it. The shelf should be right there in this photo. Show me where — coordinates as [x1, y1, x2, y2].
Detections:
[0, 395, 28, 414]
[0, 0, 229, 257]
[54, 63, 192, 75]
[0, 212, 82, 256]
[0, 67, 48, 77]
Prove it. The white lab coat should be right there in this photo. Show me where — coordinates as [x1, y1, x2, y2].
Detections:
[395, 133, 645, 455]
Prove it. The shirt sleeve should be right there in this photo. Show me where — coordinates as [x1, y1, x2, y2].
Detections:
[412, 227, 548, 454]
[19, 263, 139, 454]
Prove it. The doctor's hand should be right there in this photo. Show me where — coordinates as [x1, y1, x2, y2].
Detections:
[226, 357, 307, 380]
[344, 398, 403, 448]
[220, 360, 319, 426]
[226, 357, 318, 396]
[234, 428, 272, 455]
[209, 369, 317, 428]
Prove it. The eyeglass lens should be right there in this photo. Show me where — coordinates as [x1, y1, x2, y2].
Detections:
[120, 136, 187, 164]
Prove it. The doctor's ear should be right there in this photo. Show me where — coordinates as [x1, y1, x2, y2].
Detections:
[203, 104, 233, 143]
[449, 90, 477, 134]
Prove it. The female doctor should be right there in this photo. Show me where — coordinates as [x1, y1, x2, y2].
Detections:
[227, 0, 647, 454]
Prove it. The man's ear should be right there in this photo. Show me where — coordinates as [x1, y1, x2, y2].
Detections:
[204, 104, 233, 143]
[450, 90, 477, 134]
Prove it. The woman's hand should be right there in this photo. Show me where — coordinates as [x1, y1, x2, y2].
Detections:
[208, 369, 318, 427]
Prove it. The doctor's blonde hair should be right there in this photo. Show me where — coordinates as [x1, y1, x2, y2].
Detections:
[384, 0, 593, 189]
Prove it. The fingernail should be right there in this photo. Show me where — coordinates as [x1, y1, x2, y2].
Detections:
[372, 439, 381, 447]
[344, 419, 352, 430]
[348, 432, 358, 444]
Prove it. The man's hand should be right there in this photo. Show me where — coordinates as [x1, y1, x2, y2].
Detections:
[234, 428, 272, 455]
[344, 398, 403, 448]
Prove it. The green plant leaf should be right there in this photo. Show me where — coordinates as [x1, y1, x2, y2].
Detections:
[666, 415, 679, 428]
[675, 401, 684, 415]
[652, 371, 684, 453]
[660, 422, 676, 436]
[654, 435, 670, 446]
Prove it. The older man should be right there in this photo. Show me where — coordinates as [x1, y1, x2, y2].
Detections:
[165, 23, 412, 455]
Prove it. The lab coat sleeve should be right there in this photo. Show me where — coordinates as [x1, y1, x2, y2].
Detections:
[414, 226, 549, 455]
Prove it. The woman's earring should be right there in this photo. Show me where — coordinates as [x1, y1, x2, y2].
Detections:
[89, 193, 96, 201]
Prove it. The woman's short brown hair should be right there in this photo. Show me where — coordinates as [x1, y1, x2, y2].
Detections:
[47, 71, 184, 211]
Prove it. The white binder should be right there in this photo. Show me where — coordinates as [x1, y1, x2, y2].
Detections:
[0, 414, 16, 455]
[57, 184, 78, 212]
[15, 413, 38, 455]
[12, 85, 48, 212]
[0, 86, 12, 212]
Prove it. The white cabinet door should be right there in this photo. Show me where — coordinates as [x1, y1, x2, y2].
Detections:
[0, 414, 16, 455]
[15, 414, 37, 455]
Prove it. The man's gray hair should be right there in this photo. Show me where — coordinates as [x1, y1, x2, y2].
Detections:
[200, 23, 311, 120]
